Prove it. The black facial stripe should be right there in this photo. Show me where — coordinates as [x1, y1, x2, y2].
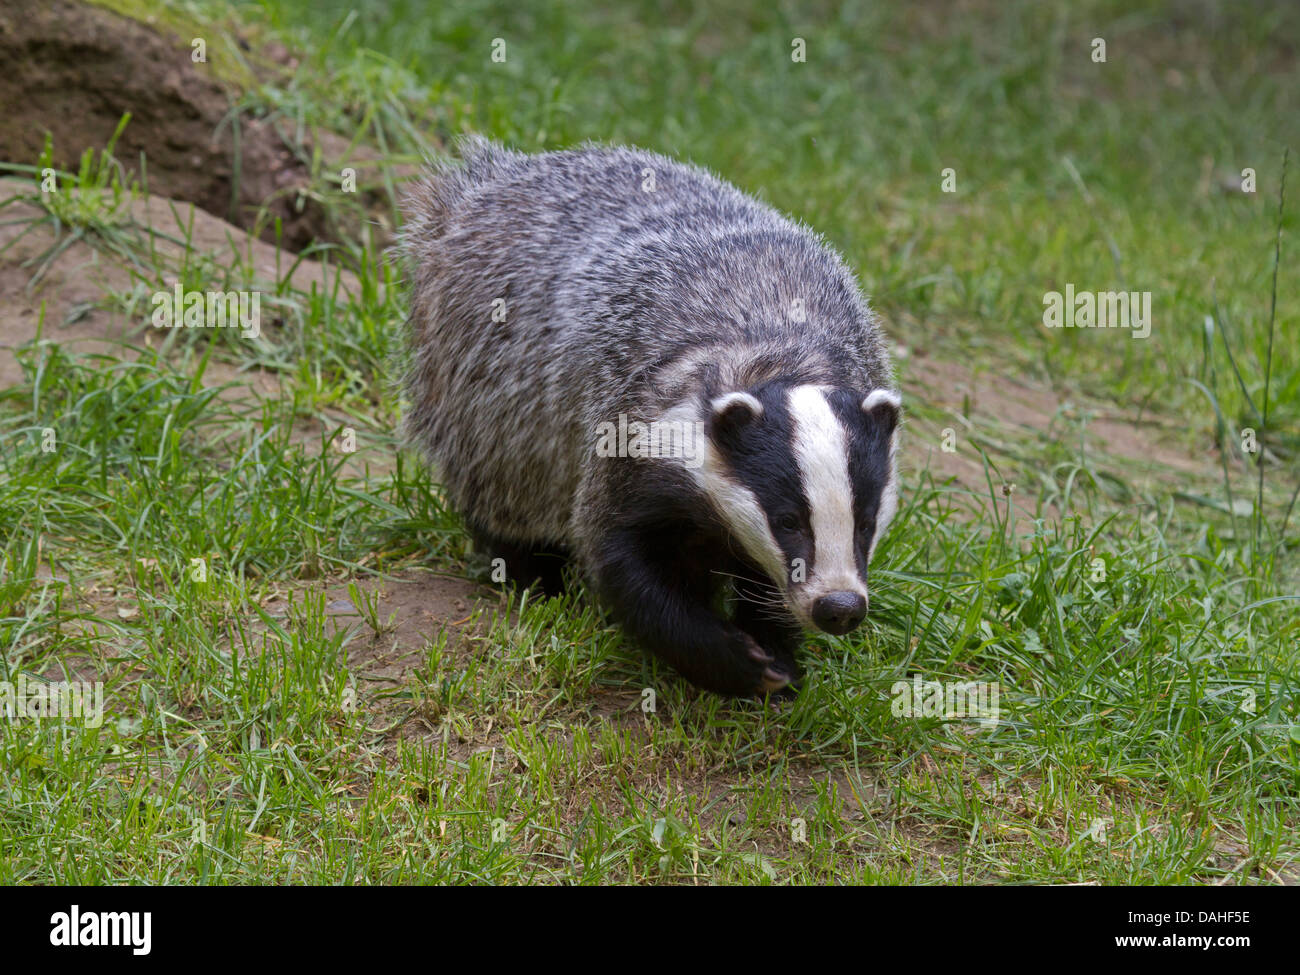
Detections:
[708, 380, 812, 573]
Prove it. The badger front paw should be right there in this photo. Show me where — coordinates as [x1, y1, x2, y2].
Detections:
[673, 626, 797, 697]
[736, 632, 797, 696]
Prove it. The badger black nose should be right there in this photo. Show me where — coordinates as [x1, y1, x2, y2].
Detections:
[811, 591, 867, 634]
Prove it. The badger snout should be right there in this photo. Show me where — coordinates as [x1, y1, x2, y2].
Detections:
[810, 590, 867, 634]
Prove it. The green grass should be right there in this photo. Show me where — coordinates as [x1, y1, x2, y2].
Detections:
[1, 0, 1297, 883]
[250, 0, 1299, 428]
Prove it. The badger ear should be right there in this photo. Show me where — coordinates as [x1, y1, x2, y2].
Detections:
[861, 389, 901, 436]
[710, 391, 763, 429]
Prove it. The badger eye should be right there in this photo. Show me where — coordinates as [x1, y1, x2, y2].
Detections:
[776, 513, 801, 533]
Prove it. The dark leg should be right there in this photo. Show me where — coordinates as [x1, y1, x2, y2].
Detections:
[468, 524, 573, 597]
[593, 527, 795, 696]
[730, 576, 803, 690]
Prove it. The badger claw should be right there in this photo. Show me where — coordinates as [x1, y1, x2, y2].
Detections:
[747, 642, 773, 663]
[760, 666, 792, 692]
[737, 634, 792, 693]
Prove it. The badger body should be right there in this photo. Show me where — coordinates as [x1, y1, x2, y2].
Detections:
[403, 138, 900, 696]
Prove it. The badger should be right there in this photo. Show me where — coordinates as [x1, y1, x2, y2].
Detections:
[402, 137, 900, 697]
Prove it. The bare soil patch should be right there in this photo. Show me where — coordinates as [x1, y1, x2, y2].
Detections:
[0, 184, 363, 390]
[895, 346, 1244, 530]
[313, 569, 495, 685]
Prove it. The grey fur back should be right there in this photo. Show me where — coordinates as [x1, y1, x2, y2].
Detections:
[401, 137, 894, 557]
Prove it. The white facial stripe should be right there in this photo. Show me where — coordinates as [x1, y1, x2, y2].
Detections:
[871, 437, 899, 556]
[787, 385, 864, 596]
[863, 389, 901, 556]
[689, 431, 788, 585]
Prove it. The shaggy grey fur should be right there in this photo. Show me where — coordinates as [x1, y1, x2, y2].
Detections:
[401, 137, 895, 578]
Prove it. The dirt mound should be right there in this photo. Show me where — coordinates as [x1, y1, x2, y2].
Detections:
[0, 0, 387, 251]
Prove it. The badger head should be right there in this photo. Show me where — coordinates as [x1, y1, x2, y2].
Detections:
[693, 382, 901, 635]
